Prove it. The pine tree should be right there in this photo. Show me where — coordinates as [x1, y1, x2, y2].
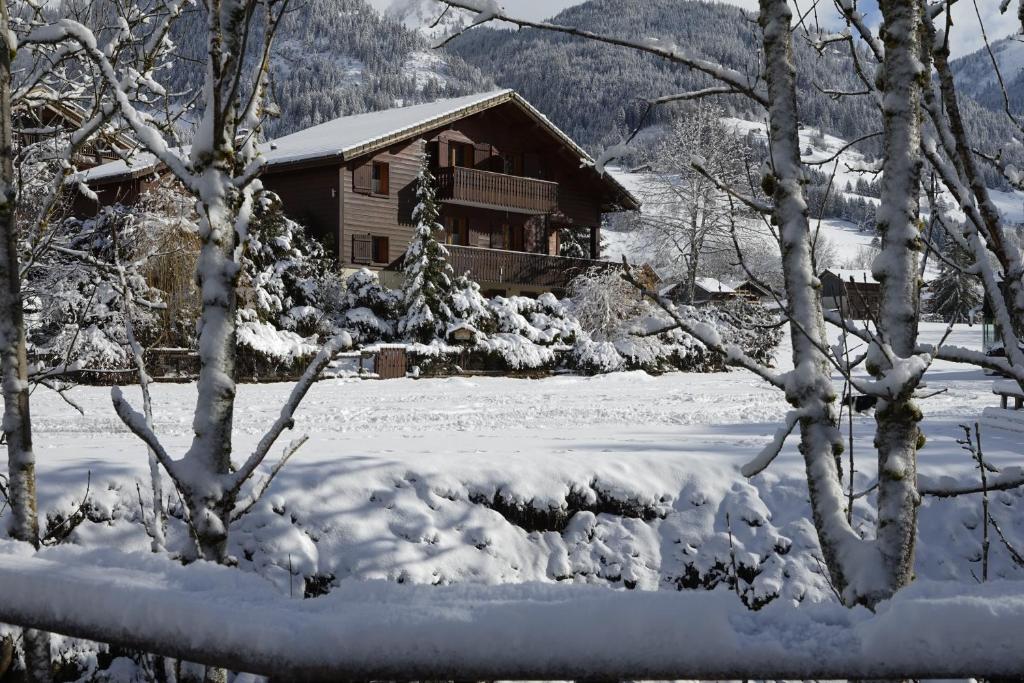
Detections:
[928, 242, 983, 323]
[397, 153, 459, 343]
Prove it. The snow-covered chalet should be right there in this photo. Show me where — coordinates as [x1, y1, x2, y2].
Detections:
[77, 89, 640, 296]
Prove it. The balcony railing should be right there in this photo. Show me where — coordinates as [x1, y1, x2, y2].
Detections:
[436, 166, 558, 214]
[446, 245, 613, 291]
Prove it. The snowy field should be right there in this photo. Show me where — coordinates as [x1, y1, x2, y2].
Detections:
[17, 322, 1024, 607]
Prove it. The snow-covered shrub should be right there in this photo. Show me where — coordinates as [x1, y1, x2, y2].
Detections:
[565, 267, 782, 375]
[25, 208, 165, 371]
[449, 273, 495, 339]
[334, 268, 400, 344]
[235, 193, 337, 375]
[705, 299, 784, 368]
[571, 339, 625, 374]
[490, 293, 581, 345]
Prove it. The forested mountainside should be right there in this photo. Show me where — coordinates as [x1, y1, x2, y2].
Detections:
[162, 0, 492, 137]
[951, 36, 1024, 116]
[444, 0, 1021, 183]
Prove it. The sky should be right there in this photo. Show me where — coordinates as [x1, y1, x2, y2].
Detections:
[366, 0, 1022, 59]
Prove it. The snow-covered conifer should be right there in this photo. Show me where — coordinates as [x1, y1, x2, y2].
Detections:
[398, 153, 459, 343]
[928, 243, 983, 324]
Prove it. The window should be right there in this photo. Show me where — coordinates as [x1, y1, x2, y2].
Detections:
[449, 142, 474, 169]
[489, 224, 506, 250]
[372, 235, 389, 264]
[372, 162, 389, 195]
[352, 234, 389, 265]
[446, 216, 469, 246]
[503, 153, 523, 176]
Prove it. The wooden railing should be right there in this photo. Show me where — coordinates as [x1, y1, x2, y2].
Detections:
[447, 245, 614, 291]
[436, 166, 558, 214]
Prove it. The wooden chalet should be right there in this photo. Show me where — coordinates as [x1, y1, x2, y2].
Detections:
[734, 280, 774, 302]
[660, 277, 737, 306]
[77, 89, 639, 296]
[18, 86, 131, 169]
[820, 268, 880, 320]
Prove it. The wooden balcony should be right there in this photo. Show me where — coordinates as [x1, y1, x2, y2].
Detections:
[436, 166, 558, 214]
[446, 245, 614, 291]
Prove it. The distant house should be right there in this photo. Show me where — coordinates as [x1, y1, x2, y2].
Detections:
[76, 89, 639, 297]
[820, 268, 880, 319]
[734, 280, 775, 302]
[660, 276, 737, 305]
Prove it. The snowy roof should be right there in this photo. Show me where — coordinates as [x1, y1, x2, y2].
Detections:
[693, 277, 734, 293]
[79, 90, 638, 208]
[262, 90, 512, 166]
[79, 150, 166, 182]
[823, 268, 878, 283]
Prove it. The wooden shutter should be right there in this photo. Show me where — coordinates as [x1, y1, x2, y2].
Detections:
[353, 163, 372, 195]
[438, 138, 449, 167]
[473, 143, 491, 169]
[352, 234, 372, 264]
[377, 162, 390, 196]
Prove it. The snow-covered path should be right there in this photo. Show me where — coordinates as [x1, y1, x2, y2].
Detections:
[18, 322, 1024, 603]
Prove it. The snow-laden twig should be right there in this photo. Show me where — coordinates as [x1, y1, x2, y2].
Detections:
[110, 386, 179, 485]
[741, 409, 807, 476]
[231, 435, 309, 522]
[229, 331, 350, 495]
[620, 263, 787, 390]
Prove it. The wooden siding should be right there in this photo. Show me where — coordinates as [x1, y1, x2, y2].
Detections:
[262, 165, 341, 258]
[443, 245, 614, 290]
[340, 139, 423, 266]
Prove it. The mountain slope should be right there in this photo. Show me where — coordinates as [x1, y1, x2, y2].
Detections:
[164, 0, 493, 138]
[951, 36, 1024, 116]
[444, 0, 1023, 185]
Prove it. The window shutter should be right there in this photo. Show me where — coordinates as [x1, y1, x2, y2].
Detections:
[378, 162, 390, 196]
[438, 139, 449, 167]
[353, 163, 372, 195]
[352, 234, 372, 264]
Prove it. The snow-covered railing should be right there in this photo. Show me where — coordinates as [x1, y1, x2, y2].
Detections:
[2, 552, 1024, 680]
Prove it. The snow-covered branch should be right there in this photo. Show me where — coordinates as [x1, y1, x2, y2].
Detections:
[621, 266, 787, 390]
[230, 331, 351, 496]
[3, 553, 1024, 679]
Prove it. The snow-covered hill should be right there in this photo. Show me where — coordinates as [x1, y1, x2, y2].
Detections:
[604, 119, 1024, 282]
[952, 36, 1024, 116]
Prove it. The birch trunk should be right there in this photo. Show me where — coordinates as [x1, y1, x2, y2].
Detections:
[758, 0, 868, 602]
[0, 0, 52, 677]
[871, 0, 927, 595]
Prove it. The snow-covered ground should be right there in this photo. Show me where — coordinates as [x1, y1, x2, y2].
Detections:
[18, 322, 1024, 607]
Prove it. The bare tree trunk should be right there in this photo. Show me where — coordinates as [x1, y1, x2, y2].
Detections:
[758, 0, 863, 601]
[870, 0, 928, 597]
[0, 0, 52, 677]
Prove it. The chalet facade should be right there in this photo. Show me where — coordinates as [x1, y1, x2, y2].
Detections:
[820, 268, 880, 320]
[78, 90, 638, 296]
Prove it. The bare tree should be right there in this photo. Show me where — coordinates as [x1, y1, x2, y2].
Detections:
[31, 0, 354, 581]
[634, 104, 753, 299]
